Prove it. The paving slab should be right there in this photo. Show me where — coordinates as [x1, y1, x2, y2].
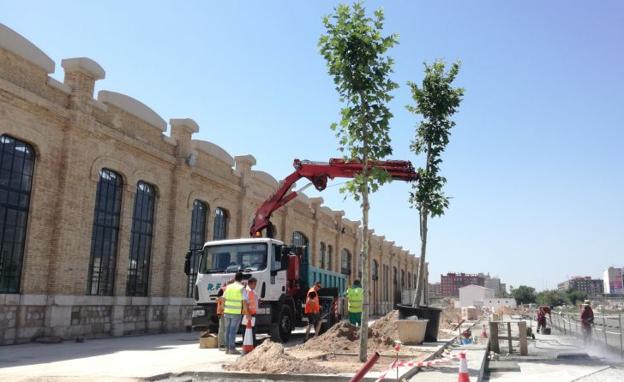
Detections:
[0, 332, 237, 381]
[484, 318, 624, 382]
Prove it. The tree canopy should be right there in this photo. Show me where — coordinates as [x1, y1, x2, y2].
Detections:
[511, 285, 537, 305]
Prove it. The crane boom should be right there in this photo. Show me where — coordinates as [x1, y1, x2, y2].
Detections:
[250, 158, 419, 237]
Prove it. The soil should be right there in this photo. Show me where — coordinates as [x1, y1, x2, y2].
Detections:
[224, 340, 337, 374]
[439, 307, 461, 330]
[369, 310, 400, 339]
[291, 310, 428, 355]
[226, 312, 431, 375]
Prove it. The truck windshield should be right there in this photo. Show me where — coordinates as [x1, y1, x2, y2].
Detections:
[200, 243, 268, 274]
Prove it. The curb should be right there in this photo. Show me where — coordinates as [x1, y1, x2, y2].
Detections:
[145, 370, 377, 381]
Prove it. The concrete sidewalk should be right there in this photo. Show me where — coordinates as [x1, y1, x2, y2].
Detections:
[485, 319, 624, 381]
[0, 332, 238, 381]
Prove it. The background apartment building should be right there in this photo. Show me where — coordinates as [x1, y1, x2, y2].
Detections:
[0, 24, 420, 344]
[557, 276, 604, 297]
[440, 272, 485, 297]
[603, 267, 624, 295]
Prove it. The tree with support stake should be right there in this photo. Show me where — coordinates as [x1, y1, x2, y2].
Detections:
[408, 60, 464, 307]
[319, 2, 398, 362]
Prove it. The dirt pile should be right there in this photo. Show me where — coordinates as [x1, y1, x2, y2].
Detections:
[225, 340, 337, 374]
[439, 307, 461, 330]
[295, 312, 400, 353]
[369, 310, 400, 339]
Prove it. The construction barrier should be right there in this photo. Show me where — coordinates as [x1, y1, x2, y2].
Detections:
[375, 351, 459, 381]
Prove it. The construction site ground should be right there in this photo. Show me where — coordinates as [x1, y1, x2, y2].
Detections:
[0, 313, 458, 382]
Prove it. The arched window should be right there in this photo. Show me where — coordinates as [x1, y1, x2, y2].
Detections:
[187, 200, 208, 297]
[291, 231, 308, 247]
[87, 169, 123, 295]
[401, 269, 406, 288]
[0, 135, 35, 293]
[340, 249, 351, 275]
[408, 272, 412, 289]
[372, 260, 379, 280]
[319, 242, 326, 269]
[126, 181, 156, 296]
[393, 266, 398, 287]
[213, 207, 228, 240]
[327, 244, 333, 272]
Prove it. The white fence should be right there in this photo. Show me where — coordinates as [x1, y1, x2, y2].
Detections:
[548, 309, 624, 359]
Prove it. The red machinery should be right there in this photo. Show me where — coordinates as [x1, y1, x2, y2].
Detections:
[250, 158, 419, 237]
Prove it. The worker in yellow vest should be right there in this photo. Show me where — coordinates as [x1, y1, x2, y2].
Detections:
[216, 279, 233, 351]
[344, 279, 363, 326]
[223, 272, 248, 354]
[246, 277, 258, 346]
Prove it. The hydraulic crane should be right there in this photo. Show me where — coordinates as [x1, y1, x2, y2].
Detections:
[250, 158, 419, 237]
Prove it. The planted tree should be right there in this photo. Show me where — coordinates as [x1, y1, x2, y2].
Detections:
[511, 285, 537, 305]
[408, 61, 463, 306]
[319, 2, 398, 362]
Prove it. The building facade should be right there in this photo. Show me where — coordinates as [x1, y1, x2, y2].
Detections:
[603, 267, 624, 295]
[557, 276, 604, 297]
[440, 273, 485, 297]
[458, 285, 494, 308]
[0, 24, 420, 345]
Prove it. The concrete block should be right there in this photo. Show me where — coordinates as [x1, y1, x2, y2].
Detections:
[113, 296, 129, 305]
[2, 294, 20, 305]
[46, 306, 71, 327]
[20, 294, 47, 305]
[130, 297, 149, 306]
[149, 297, 166, 305]
[52, 295, 76, 306]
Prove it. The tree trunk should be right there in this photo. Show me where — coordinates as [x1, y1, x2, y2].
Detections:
[359, 182, 370, 362]
[413, 208, 428, 306]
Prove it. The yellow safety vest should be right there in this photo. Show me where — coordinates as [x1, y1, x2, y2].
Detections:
[346, 287, 363, 313]
[223, 283, 244, 315]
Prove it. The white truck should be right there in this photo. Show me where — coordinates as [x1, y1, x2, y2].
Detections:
[185, 237, 345, 342]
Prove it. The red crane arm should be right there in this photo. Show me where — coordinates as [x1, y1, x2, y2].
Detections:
[250, 158, 419, 237]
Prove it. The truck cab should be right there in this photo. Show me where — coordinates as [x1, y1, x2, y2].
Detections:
[186, 237, 346, 342]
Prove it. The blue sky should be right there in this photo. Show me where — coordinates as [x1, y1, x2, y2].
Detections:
[3, 1, 623, 290]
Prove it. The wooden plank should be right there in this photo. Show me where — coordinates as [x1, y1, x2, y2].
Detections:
[507, 322, 513, 354]
[490, 321, 500, 354]
[519, 321, 528, 356]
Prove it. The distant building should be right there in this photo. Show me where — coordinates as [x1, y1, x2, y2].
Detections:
[557, 276, 604, 296]
[603, 267, 624, 295]
[499, 283, 508, 296]
[428, 282, 442, 299]
[458, 285, 495, 308]
[441, 273, 485, 297]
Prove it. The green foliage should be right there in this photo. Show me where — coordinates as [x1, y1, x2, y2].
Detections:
[565, 289, 588, 306]
[536, 289, 568, 307]
[319, 1, 398, 197]
[535, 289, 587, 307]
[408, 60, 463, 217]
[511, 285, 537, 305]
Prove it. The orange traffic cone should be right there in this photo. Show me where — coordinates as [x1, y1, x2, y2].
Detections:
[242, 318, 254, 354]
[481, 327, 488, 338]
[457, 352, 470, 382]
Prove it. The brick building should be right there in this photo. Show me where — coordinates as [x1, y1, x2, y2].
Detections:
[557, 276, 604, 297]
[440, 272, 485, 297]
[0, 24, 421, 344]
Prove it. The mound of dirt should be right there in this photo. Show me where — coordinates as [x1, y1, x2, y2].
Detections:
[225, 340, 337, 374]
[294, 313, 399, 353]
[369, 310, 400, 339]
[439, 307, 461, 330]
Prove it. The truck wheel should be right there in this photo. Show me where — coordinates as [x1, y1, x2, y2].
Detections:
[270, 304, 293, 343]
